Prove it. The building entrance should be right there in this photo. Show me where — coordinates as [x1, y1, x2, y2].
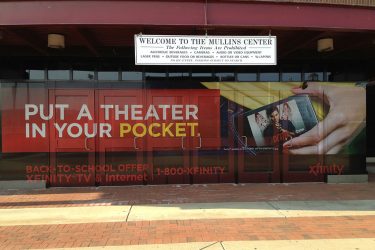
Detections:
[49, 90, 96, 186]
[2, 80, 364, 186]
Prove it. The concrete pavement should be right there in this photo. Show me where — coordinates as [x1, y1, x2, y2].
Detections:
[1, 200, 374, 226]
[50, 239, 375, 250]
[0, 183, 374, 249]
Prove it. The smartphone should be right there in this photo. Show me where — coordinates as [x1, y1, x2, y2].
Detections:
[233, 95, 318, 147]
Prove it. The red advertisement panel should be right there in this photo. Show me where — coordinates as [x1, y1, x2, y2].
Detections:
[2, 89, 221, 153]
[2, 87, 49, 152]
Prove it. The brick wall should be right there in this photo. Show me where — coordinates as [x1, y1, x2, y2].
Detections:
[247, 0, 375, 7]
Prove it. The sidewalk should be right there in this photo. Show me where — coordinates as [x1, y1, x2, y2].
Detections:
[0, 183, 374, 249]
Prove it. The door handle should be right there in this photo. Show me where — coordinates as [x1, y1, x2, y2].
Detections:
[84, 137, 91, 151]
[134, 137, 139, 150]
[195, 135, 202, 149]
[181, 137, 185, 150]
[242, 136, 248, 147]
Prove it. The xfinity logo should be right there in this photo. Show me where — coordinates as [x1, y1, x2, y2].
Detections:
[309, 163, 344, 176]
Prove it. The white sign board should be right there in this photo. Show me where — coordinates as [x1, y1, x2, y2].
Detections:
[135, 35, 277, 65]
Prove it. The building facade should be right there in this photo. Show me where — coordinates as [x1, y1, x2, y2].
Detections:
[0, 0, 373, 186]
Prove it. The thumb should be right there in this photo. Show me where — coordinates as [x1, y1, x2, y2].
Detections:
[292, 82, 324, 98]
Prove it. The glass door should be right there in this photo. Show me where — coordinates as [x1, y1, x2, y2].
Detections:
[96, 89, 149, 185]
[189, 90, 235, 183]
[49, 89, 96, 186]
[146, 90, 190, 184]
[235, 90, 281, 183]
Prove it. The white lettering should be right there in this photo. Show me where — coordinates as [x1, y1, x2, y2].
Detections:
[187, 105, 198, 120]
[25, 104, 38, 120]
[144, 105, 160, 120]
[115, 105, 128, 120]
[77, 104, 93, 120]
[172, 105, 183, 120]
[101, 105, 114, 120]
[158, 105, 170, 120]
[54, 123, 67, 138]
[100, 123, 112, 137]
[131, 105, 143, 120]
[39, 104, 53, 121]
[67, 123, 82, 138]
[55, 104, 69, 120]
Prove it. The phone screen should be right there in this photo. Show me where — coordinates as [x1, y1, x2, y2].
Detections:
[235, 95, 318, 147]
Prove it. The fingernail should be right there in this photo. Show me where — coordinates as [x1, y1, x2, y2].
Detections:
[283, 142, 291, 148]
[301, 81, 309, 89]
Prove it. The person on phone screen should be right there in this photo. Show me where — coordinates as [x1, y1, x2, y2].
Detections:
[263, 106, 296, 145]
[281, 102, 292, 121]
[255, 112, 268, 133]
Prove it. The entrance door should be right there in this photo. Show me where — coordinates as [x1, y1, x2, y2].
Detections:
[235, 91, 281, 183]
[280, 92, 325, 182]
[146, 90, 190, 184]
[189, 90, 234, 183]
[49, 89, 96, 186]
[97, 90, 148, 185]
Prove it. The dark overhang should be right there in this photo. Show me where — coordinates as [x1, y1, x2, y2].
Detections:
[0, 1, 375, 31]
